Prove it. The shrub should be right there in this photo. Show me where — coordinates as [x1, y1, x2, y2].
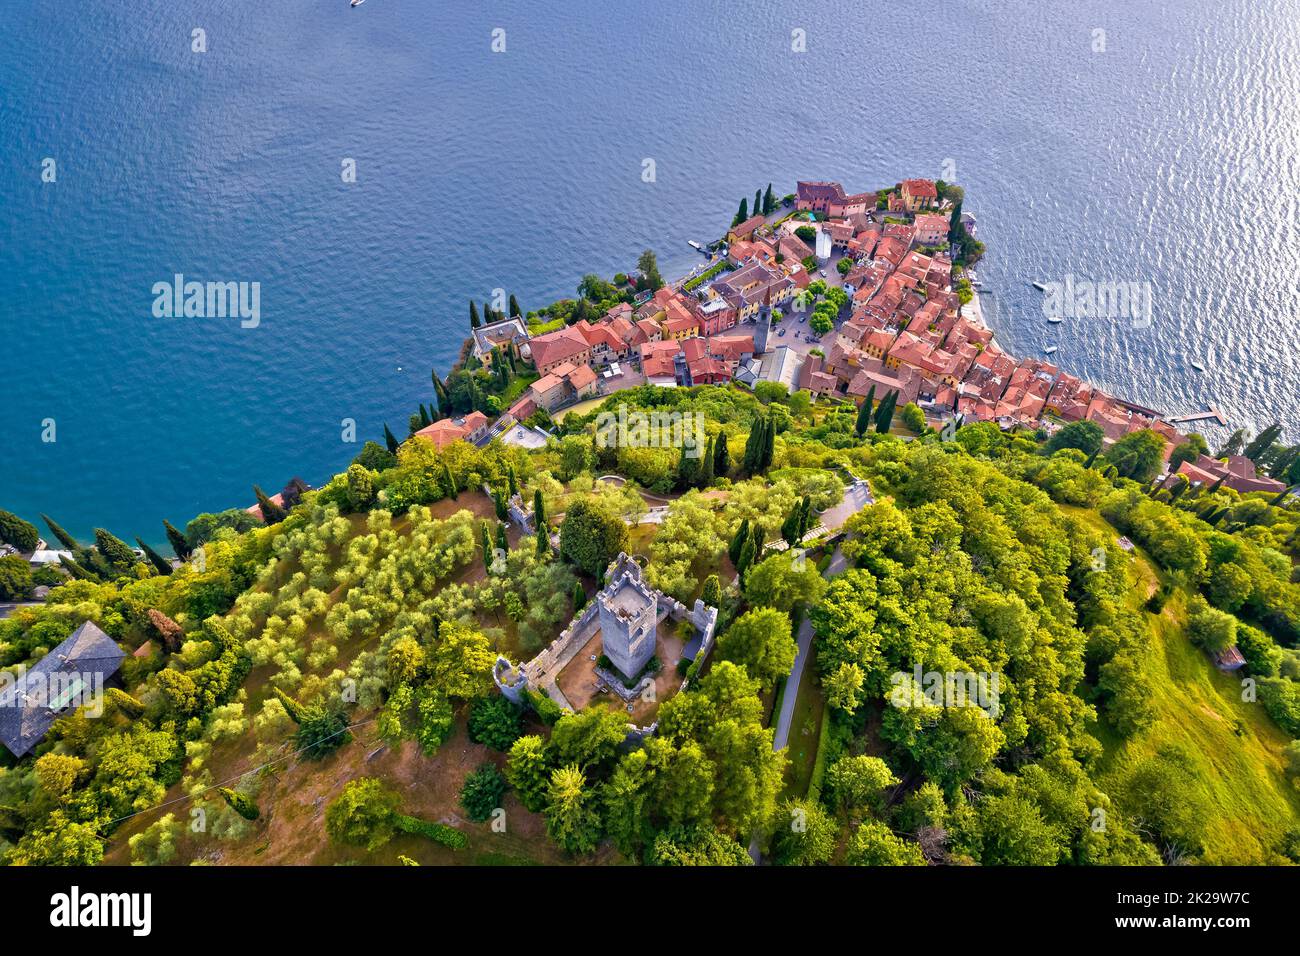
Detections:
[459, 764, 507, 822]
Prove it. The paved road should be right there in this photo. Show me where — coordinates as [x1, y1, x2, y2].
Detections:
[771, 545, 846, 751]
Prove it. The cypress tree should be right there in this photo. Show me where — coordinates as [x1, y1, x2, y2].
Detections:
[732, 197, 748, 227]
[781, 506, 802, 547]
[754, 189, 762, 220]
[218, 788, 260, 821]
[273, 688, 303, 725]
[162, 520, 191, 561]
[1269, 486, 1295, 507]
[59, 555, 99, 582]
[94, 528, 137, 571]
[470, 300, 481, 328]
[254, 485, 288, 523]
[572, 580, 587, 611]
[481, 523, 494, 573]
[751, 524, 766, 557]
[533, 488, 546, 528]
[855, 386, 876, 437]
[763, 183, 775, 214]
[40, 514, 80, 552]
[714, 431, 730, 477]
[761, 414, 776, 469]
[874, 391, 898, 433]
[701, 574, 722, 608]
[495, 522, 509, 554]
[1243, 423, 1283, 462]
[383, 423, 400, 454]
[736, 537, 757, 582]
[700, 435, 715, 486]
[1207, 475, 1226, 494]
[536, 525, 551, 559]
[676, 447, 698, 490]
[135, 538, 173, 576]
[443, 462, 458, 500]
[509, 294, 521, 317]
[728, 518, 751, 566]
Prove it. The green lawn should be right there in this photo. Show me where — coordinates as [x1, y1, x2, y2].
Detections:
[781, 642, 825, 800]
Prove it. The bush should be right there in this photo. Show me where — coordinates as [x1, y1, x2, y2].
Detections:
[467, 695, 524, 751]
[459, 763, 507, 822]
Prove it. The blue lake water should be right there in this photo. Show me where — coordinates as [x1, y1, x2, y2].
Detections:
[3, 0, 1299, 545]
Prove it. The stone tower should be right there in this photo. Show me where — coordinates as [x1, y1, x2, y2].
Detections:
[598, 553, 658, 681]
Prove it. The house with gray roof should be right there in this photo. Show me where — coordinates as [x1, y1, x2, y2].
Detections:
[0, 621, 125, 757]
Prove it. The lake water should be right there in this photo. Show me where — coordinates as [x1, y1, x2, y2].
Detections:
[3, 0, 1298, 544]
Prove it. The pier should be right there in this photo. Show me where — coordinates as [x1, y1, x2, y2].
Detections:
[1166, 406, 1227, 426]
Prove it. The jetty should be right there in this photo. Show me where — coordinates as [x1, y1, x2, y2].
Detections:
[1166, 406, 1227, 426]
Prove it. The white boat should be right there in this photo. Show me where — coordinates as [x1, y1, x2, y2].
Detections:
[1047, 315, 1063, 324]
[1190, 357, 1206, 372]
[351, 0, 365, 6]
[1044, 345, 1058, 355]
[1032, 281, 1049, 292]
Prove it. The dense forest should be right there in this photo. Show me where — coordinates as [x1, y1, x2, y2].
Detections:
[2, 383, 1299, 866]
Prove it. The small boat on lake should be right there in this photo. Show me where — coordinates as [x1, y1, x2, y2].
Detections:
[1044, 345, 1058, 355]
[1047, 315, 1063, 324]
[1190, 357, 1206, 372]
[1032, 281, 1049, 292]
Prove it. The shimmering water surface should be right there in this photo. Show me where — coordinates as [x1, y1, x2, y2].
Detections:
[2, 0, 1299, 542]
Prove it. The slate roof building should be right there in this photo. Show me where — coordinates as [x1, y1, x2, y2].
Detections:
[0, 621, 125, 757]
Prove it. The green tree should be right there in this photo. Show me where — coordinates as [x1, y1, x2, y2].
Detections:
[770, 798, 836, 865]
[544, 764, 602, 854]
[41, 513, 81, 552]
[559, 497, 627, 577]
[163, 519, 192, 561]
[1044, 420, 1104, 457]
[845, 820, 926, 866]
[467, 695, 523, 751]
[1104, 429, 1167, 483]
[637, 249, 664, 292]
[325, 777, 400, 850]
[218, 787, 260, 821]
[506, 735, 551, 812]
[732, 197, 749, 227]
[345, 464, 376, 512]
[855, 387, 876, 437]
[459, 764, 507, 822]
[1169, 433, 1208, 470]
[743, 550, 826, 613]
[717, 606, 797, 688]
[470, 300, 481, 329]
[0, 510, 39, 552]
[253, 485, 288, 523]
[0, 555, 34, 601]
[714, 431, 730, 477]
[901, 402, 926, 433]
[135, 538, 174, 576]
[93, 528, 137, 572]
[826, 755, 898, 812]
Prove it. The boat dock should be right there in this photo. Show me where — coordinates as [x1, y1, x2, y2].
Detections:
[1166, 406, 1227, 426]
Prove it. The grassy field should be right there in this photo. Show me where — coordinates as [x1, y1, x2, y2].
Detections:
[781, 642, 825, 800]
[1061, 506, 1300, 864]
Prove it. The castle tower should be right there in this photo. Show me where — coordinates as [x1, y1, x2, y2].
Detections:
[598, 553, 658, 680]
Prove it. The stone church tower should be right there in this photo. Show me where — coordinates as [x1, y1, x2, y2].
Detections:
[598, 554, 658, 681]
